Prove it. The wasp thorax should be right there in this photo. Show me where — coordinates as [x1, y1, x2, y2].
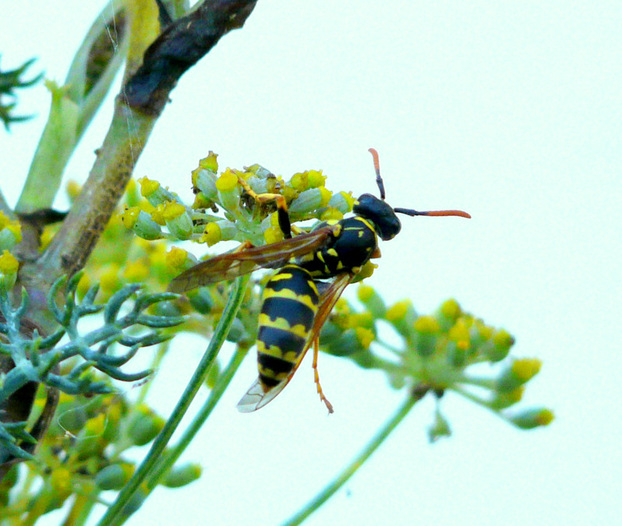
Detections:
[353, 193, 401, 241]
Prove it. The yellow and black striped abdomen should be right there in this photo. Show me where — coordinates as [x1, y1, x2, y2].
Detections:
[256, 265, 320, 391]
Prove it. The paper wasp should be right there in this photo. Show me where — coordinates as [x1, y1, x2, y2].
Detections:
[169, 149, 470, 412]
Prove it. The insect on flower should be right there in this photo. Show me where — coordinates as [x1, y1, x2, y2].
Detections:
[169, 149, 470, 413]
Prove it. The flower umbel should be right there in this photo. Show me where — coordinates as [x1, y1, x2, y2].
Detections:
[322, 292, 553, 441]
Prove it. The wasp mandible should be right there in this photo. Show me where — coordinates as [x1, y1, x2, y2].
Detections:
[169, 149, 470, 413]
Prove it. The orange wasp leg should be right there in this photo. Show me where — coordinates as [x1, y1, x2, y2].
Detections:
[312, 337, 334, 414]
[236, 175, 292, 238]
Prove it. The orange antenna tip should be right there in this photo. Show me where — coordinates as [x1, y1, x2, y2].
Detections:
[367, 148, 386, 200]
[394, 207, 471, 219]
[424, 210, 471, 219]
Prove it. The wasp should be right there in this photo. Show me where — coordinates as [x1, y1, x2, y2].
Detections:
[169, 149, 470, 413]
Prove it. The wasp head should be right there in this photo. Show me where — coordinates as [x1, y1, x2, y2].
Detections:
[353, 193, 402, 241]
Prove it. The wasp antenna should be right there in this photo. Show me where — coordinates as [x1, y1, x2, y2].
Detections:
[368, 148, 386, 200]
[394, 207, 471, 219]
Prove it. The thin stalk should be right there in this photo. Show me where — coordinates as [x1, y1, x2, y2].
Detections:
[62, 483, 98, 526]
[0, 189, 12, 216]
[16, 1, 127, 214]
[450, 384, 505, 419]
[97, 275, 249, 526]
[282, 390, 425, 526]
[145, 343, 249, 490]
[135, 340, 170, 406]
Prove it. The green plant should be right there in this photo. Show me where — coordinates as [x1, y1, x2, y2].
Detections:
[0, 2, 552, 525]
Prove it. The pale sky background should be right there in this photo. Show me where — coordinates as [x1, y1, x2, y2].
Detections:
[1, 1, 621, 525]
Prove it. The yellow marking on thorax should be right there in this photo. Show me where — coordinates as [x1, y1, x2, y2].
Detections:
[270, 272, 295, 282]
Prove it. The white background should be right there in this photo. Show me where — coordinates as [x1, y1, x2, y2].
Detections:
[1, 1, 621, 525]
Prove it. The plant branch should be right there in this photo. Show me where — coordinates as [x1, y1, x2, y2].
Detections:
[18, 0, 258, 304]
[0, 189, 12, 217]
[282, 388, 428, 526]
[125, 0, 258, 115]
[97, 274, 249, 526]
[15, 2, 128, 215]
[145, 342, 249, 491]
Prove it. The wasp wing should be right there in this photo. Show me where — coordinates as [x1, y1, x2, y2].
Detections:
[168, 226, 336, 293]
[236, 272, 354, 412]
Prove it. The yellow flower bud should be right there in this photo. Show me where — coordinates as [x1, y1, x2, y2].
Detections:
[290, 172, 308, 191]
[127, 405, 165, 446]
[496, 358, 542, 393]
[414, 315, 441, 334]
[510, 407, 554, 429]
[0, 211, 10, 229]
[122, 206, 141, 229]
[151, 204, 166, 225]
[85, 413, 106, 436]
[162, 201, 186, 221]
[282, 184, 298, 202]
[264, 225, 284, 245]
[493, 329, 515, 352]
[66, 180, 82, 200]
[0, 218, 22, 250]
[307, 169, 326, 188]
[318, 187, 332, 207]
[448, 318, 470, 351]
[353, 260, 377, 281]
[474, 321, 493, 341]
[216, 168, 239, 192]
[0, 250, 19, 274]
[162, 463, 202, 488]
[440, 298, 461, 320]
[512, 358, 542, 382]
[320, 207, 343, 221]
[355, 327, 375, 349]
[387, 300, 411, 322]
[100, 264, 122, 294]
[340, 191, 355, 211]
[123, 260, 150, 282]
[138, 176, 160, 197]
[50, 467, 72, 496]
[490, 386, 525, 409]
[357, 284, 374, 302]
[5, 223, 21, 243]
[197, 222, 220, 247]
[76, 272, 91, 299]
[95, 463, 135, 491]
[198, 151, 218, 173]
[166, 247, 189, 270]
[192, 193, 213, 209]
[413, 315, 440, 357]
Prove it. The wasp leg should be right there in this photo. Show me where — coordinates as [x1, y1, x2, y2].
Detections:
[236, 176, 292, 238]
[312, 337, 334, 414]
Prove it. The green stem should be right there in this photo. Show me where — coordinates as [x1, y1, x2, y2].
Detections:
[97, 275, 249, 526]
[135, 340, 170, 406]
[458, 373, 496, 389]
[15, 1, 126, 214]
[145, 343, 249, 491]
[450, 384, 499, 415]
[62, 482, 98, 526]
[373, 339, 404, 356]
[282, 389, 425, 526]
[0, 188, 12, 216]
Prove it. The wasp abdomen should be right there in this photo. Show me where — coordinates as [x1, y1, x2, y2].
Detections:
[256, 265, 319, 391]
